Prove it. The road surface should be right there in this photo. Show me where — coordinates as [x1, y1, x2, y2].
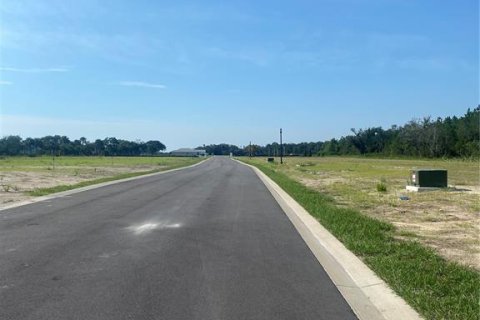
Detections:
[0, 157, 356, 320]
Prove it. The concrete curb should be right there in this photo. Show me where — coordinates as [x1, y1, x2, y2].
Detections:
[235, 159, 422, 320]
[0, 158, 210, 212]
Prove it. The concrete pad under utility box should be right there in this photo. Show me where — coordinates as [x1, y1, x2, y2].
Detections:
[406, 185, 441, 192]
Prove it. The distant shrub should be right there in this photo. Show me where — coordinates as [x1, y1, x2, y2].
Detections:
[376, 179, 387, 192]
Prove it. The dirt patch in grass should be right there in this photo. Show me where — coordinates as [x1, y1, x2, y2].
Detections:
[0, 156, 202, 209]
[0, 165, 162, 207]
[300, 176, 479, 269]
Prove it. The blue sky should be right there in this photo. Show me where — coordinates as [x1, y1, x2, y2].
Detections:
[0, 0, 478, 150]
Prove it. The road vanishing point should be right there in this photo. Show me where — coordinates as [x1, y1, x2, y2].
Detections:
[1, 157, 356, 320]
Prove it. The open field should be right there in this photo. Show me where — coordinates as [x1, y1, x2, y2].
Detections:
[240, 157, 479, 319]
[0, 156, 203, 208]
[243, 156, 479, 270]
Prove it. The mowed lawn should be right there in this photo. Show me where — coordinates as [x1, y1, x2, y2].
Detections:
[0, 156, 204, 205]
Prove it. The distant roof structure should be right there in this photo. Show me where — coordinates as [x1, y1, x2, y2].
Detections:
[171, 148, 204, 152]
[170, 148, 207, 156]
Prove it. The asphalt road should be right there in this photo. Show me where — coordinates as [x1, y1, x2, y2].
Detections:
[0, 157, 356, 320]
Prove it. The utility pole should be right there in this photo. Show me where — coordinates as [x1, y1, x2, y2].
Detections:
[280, 128, 283, 164]
[51, 148, 55, 170]
[249, 141, 252, 158]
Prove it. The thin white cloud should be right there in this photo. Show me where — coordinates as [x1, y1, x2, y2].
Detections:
[0, 67, 69, 73]
[115, 81, 166, 89]
[0, 80, 13, 85]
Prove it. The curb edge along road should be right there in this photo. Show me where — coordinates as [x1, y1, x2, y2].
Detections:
[236, 159, 423, 320]
[0, 157, 210, 212]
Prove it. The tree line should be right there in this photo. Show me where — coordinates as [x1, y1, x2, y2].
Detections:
[1, 107, 477, 158]
[199, 107, 479, 158]
[0, 136, 166, 156]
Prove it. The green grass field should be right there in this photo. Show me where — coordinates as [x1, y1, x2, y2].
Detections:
[240, 156, 479, 320]
[0, 156, 204, 198]
[0, 156, 203, 171]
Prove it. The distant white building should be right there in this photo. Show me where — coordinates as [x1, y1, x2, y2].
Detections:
[170, 148, 207, 157]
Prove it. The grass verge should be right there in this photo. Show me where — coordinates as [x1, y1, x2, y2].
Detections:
[241, 159, 479, 320]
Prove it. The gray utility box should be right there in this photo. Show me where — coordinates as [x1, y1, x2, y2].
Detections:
[411, 169, 447, 188]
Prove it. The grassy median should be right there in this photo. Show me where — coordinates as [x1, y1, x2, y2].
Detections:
[240, 158, 479, 320]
